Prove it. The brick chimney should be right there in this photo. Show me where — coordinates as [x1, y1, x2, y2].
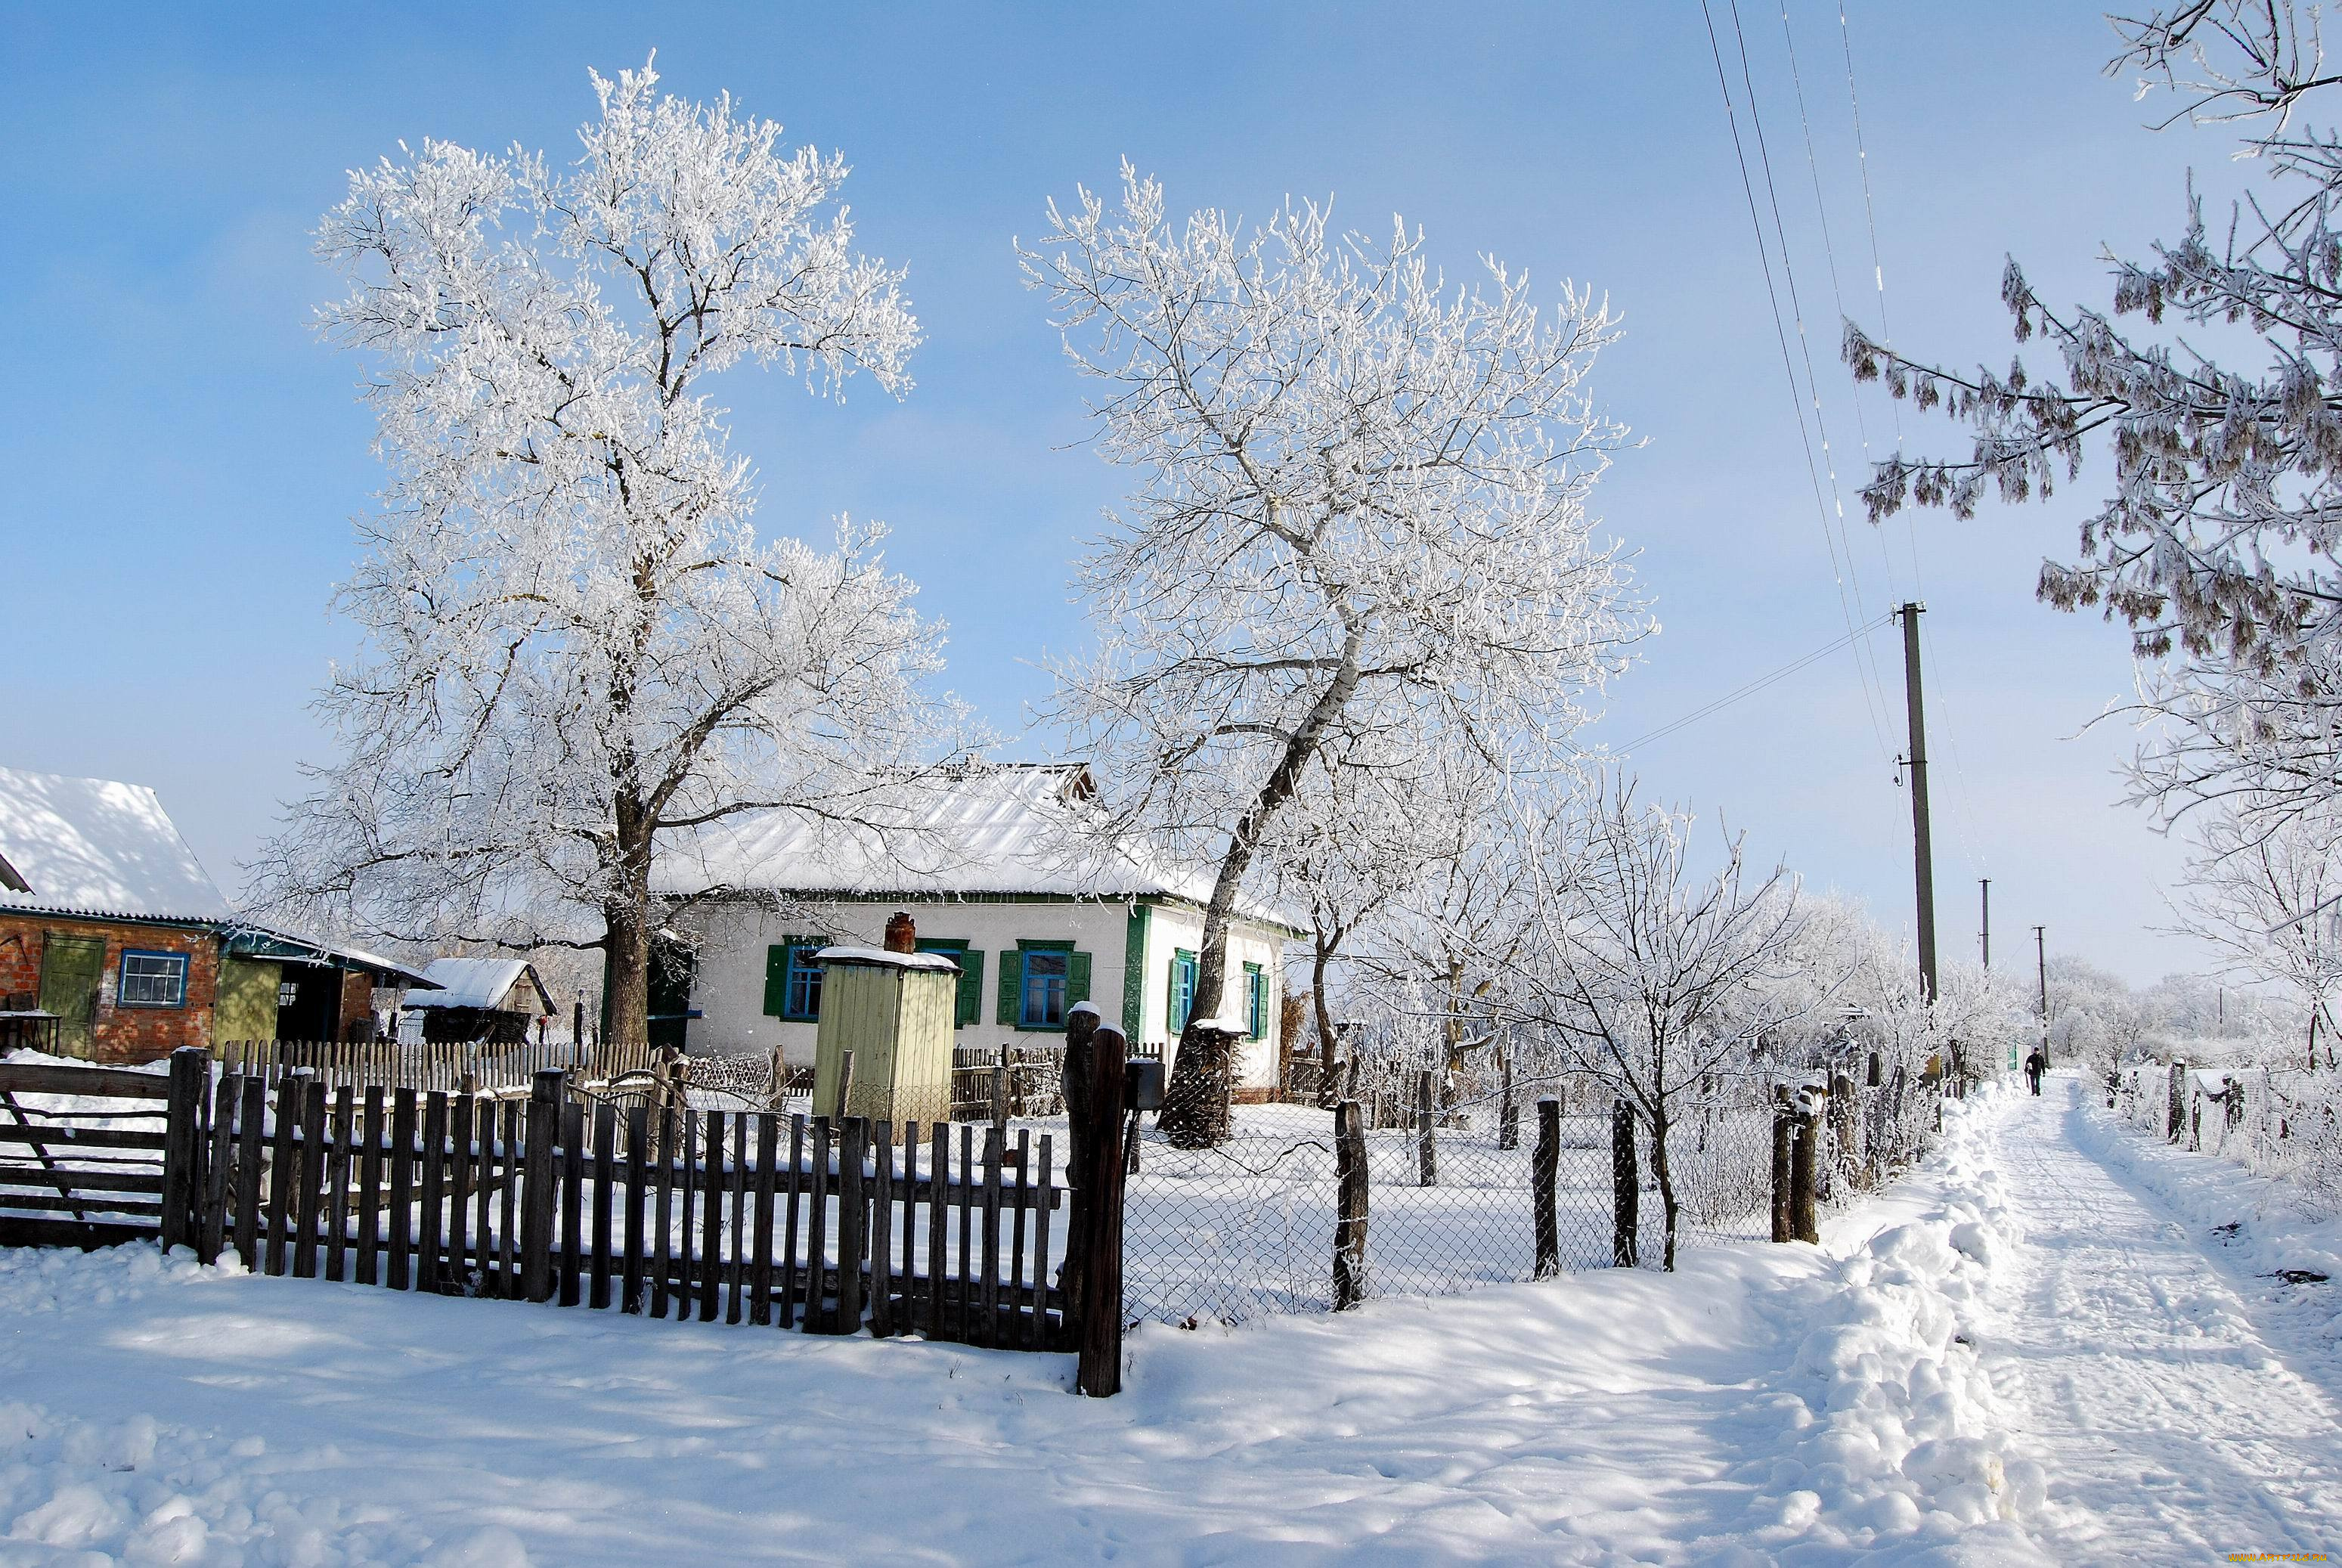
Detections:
[883, 912, 917, 953]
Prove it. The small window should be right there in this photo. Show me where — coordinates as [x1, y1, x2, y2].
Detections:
[783, 945, 825, 1021]
[1021, 949, 1070, 1029]
[278, 981, 299, 1008]
[1168, 950, 1198, 1034]
[117, 950, 189, 1009]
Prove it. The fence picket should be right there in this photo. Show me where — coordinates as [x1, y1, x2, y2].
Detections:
[497, 1100, 520, 1298]
[749, 1114, 777, 1328]
[900, 1120, 921, 1323]
[699, 1109, 723, 1324]
[980, 1124, 1002, 1345]
[726, 1111, 747, 1326]
[838, 1118, 866, 1334]
[1030, 1135, 1055, 1350]
[327, 1086, 354, 1282]
[417, 1092, 448, 1294]
[234, 1075, 265, 1271]
[357, 1086, 383, 1285]
[388, 1087, 417, 1291]
[927, 1121, 946, 1341]
[559, 1099, 584, 1309]
[956, 1123, 974, 1343]
[590, 1102, 616, 1311]
[806, 1117, 831, 1333]
[448, 1093, 473, 1289]
[779, 1114, 804, 1331]
[1008, 1128, 1029, 1345]
[200, 1074, 234, 1265]
[869, 1120, 894, 1337]
[651, 1105, 675, 1320]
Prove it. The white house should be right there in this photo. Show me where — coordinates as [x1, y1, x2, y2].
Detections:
[652, 764, 1301, 1092]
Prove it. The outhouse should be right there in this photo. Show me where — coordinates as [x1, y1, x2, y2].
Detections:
[811, 916, 961, 1126]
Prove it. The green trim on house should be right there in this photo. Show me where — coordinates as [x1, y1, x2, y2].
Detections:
[1121, 902, 1150, 1041]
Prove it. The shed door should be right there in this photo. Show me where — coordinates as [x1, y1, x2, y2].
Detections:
[38, 934, 105, 1059]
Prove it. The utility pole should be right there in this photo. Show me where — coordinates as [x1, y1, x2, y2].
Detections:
[1897, 604, 1938, 1002]
[2034, 925, 2049, 1062]
[1979, 879, 1990, 972]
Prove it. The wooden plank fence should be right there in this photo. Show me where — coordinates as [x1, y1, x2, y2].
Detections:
[187, 1060, 1070, 1350]
[0, 1056, 182, 1250]
[219, 1040, 665, 1097]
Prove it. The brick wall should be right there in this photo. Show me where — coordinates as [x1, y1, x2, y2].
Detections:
[0, 914, 218, 1065]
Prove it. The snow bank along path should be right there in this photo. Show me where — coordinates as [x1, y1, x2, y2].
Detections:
[0, 1093, 2052, 1565]
[1981, 1074, 2342, 1562]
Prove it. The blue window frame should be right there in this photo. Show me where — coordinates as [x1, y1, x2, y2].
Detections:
[782, 944, 824, 1021]
[117, 949, 189, 1009]
[1168, 949, 1198, 1034]
[1244, 963, 1267, 1039]
[1021, 948, 1070, 1029]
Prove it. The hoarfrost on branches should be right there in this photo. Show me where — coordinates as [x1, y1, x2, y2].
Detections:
[1024, 165, 1647, 1145]
[1842, 2, 2342, 835]
[251, 58, 964, 1042]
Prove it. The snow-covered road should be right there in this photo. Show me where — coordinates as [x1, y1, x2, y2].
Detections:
[1984, 1074, 2342, 1563]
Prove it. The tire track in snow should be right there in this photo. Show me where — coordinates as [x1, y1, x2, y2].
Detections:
[1981, 1074, 2342, 1563]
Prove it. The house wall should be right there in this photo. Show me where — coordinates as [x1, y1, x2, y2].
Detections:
[683, 897, 1289, 1088]
[0, 913, 219, 1064]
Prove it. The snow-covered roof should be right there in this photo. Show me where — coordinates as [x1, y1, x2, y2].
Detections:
[0, 767, 231, 922]
[401, 958, 553, 1013]
[652, 763, 1298, 929]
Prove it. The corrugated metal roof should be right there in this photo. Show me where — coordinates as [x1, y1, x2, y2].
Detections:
[0, 767, 231, 922]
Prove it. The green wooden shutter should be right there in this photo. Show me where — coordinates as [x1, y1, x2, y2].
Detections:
[997, 949, 1021, 1025]
[763, 944, 792, 1017]
[1067, 950, 1092, 1011]
[958, 949, 984, 1027]
[1243, 962, 1263, 1037]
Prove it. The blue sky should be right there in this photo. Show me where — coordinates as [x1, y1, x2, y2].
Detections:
[0, 3, 2238, 983]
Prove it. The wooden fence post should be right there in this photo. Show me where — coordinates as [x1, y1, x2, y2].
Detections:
[160, 1046, 209, 1253]
[1610, 1099, 1638, 1268]
[1789, 1093, 1820, 1244]
[992, 1046, 1010, 1132]
[521, 1069, 562, 1303]
[1532, 1097, 1560, 1279]
[2167, 1061, 2187, 1143]
[1829, 1070, 1857, 1188]
[1332, 1095, 1369, 1309]
[1770, 1085, 1793, 1243]
[838, 1116, 868, 1332]
[1075, 1026, 1129, 1397]
[1416, 1069, 1438, 1188]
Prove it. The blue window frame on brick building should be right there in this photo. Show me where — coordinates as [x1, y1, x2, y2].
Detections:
[116, 950, 188, 1009]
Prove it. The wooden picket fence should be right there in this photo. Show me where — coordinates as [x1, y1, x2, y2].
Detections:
[217, 1040, 665, 1097]
[187, 1061, 1070, 1349]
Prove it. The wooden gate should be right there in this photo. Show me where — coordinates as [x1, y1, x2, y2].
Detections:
[0, 1056, 191, 1248]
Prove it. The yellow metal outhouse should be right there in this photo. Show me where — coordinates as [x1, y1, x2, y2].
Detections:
[810, 940, 961, 1126]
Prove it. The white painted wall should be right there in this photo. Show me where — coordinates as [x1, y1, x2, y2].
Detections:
[683, 897, 1287, 1087]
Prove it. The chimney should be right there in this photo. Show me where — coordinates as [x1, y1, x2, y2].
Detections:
[883, 912, 917, 954]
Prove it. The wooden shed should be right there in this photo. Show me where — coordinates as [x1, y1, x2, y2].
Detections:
[810, 943, 961, 1128]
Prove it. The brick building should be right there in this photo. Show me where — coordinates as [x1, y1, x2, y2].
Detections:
[0, 767, 433, 1064]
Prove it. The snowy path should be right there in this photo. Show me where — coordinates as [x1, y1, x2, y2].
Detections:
[1983, 1074, 2342, 1563]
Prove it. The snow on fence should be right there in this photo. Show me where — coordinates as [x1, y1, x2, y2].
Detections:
[2113, 1058, 2342, 1211]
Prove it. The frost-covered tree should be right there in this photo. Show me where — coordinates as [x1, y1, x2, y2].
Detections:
[252, 60, 956, 1043]
[1843, 3, 2342, 833]
[1024, 166, 1645, 1145]
[2173, 801, 2342, 1060]
[1496, 779, 1812, 1269]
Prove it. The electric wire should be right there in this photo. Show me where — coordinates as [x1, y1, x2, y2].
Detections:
[1705, 0, 1901, 759]
[1612, 609, 1899, 755]
[1720, 0, 1900, 760]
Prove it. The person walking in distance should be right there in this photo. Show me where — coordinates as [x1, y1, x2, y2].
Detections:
[2024, 1046, 2048, 1096]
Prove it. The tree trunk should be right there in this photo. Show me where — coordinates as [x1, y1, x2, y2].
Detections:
[1648, 1104, 1681, 1272]
[601, 805, 657, 1046]
[1159, 629, 1363, 1148]
[1312, 940, 1340, 1108]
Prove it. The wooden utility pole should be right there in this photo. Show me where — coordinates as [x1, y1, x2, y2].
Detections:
[1979, 879, 1990, 972]
[1897, 604, 1938, 1002]
[2034, 925, 2049, 1062]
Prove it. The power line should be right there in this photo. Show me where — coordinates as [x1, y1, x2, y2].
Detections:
[1700, 0, 1897, 764]
[1612, 609, 1899, 755]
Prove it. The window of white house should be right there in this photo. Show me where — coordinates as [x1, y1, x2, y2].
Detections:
[117, 950, 189, 1009]
[783, 945, 824, 1021]
[1021, 949, 1069, 1028]
[1168, 949, 1198, 1034]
